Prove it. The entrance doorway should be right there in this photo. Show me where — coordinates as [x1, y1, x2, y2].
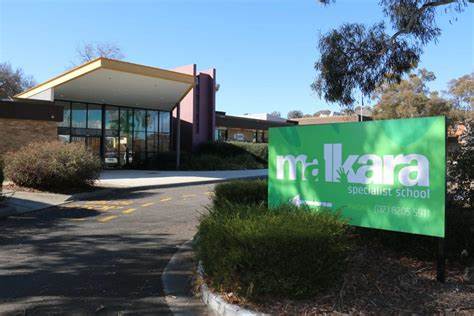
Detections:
[86, 136, 102, 158]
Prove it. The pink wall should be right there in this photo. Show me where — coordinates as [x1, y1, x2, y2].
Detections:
[172, 64, 216, 152]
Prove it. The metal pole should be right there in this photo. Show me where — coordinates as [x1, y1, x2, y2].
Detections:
[176, 103, 181, 170]
[437, 238, 445, 282]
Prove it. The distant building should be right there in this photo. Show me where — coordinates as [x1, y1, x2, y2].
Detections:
[215, 111, 296, 143]
[235, 113, 288, 123]
[294, 114, 372, 125]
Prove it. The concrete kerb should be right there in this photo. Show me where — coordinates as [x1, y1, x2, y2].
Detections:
[163, 239, 268, 316]
[198, 263, 269, 316]
[162, 239, 211, 316]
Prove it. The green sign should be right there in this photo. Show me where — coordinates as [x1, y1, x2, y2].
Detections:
[268, 116, 446, 237]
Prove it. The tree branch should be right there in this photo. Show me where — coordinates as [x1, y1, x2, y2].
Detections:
[389, 0, 457, 45]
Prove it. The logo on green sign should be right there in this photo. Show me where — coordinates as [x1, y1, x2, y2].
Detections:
[268, 116, 445, 237]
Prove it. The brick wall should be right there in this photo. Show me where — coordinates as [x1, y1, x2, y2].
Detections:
[0, 118, 58, 155]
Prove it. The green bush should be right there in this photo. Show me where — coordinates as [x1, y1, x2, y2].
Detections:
[227, 141, 268, 163]
[213, 179, 267, 208]
[4, 141, 101, 191]
[196, 204, 350, 299]
[183, 153, 265, 171]
[197, 141, 268, 163]
[447, 119, 473, 207]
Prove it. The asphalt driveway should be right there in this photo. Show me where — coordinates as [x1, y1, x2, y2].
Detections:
[0, 183, 214, 315]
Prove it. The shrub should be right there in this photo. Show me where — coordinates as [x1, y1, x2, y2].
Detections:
[196, 204, 350, 299]
[197, 141, 268, 163]
[183, 153, 265, 171]
[4, 141, 101, 191]
[213, 179, 267, 208]
[227, 141, 268, 163]
[447, 119, 473, 207]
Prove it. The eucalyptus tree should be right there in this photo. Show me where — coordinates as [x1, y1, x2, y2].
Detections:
[312, 0, 473, 107]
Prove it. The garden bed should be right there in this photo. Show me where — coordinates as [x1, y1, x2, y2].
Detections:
[197, 179, 474, 315]
[207, 236, 474, 315]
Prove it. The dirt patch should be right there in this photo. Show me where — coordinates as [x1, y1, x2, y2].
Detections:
[209, 239, 474, 315]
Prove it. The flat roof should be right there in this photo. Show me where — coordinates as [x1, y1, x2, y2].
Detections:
[15, 58, 195, 111]
[216, 113, 297, 130]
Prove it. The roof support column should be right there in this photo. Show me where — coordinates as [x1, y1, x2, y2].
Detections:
[176, 102, 181, 170]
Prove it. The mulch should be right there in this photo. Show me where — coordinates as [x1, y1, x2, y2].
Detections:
[216, 239, 474, 315]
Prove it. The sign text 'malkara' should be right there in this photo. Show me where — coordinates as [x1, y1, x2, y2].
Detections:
[276, 143, 429, 187]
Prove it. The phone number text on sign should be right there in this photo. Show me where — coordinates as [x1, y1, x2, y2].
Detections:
[374, 205, 430, 218]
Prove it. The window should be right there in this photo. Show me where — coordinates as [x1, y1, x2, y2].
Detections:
[120, 109, 133, 133]
[159, 111, 170, 133]
[104, 136, 119, 166]
[133, 131, 146, 152]
[147, 132, 158, 152]
[134, 110, 147, 132]
[87, 104, 102, 129]
[159, 134, 170, 152]
[158, 111, 171, 152]
[57, 101, 71, 128]
[105, 106, 119, 132]
[147, 111, 158, 132]
[71, 103, 87, 128]
[146, 110, 159, 153]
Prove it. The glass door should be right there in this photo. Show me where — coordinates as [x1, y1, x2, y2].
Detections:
[85, 136, 102, 158]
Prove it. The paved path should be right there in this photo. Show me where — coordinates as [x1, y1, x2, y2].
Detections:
[0, 184, 215, 315]
[97, 169, 267, 188]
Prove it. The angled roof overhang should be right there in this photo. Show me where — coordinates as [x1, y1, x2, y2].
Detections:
[15, 58, 195, 111]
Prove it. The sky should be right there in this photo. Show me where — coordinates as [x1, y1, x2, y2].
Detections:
[1, 0, 473, 117]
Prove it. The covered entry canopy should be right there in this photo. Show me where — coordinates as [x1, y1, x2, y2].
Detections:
[15, 58, 195, 111]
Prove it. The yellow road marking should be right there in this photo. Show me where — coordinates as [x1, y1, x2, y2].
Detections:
[98, 215, 118, 223]
[141, 202, 155, 207]
[122, 208, 136, 214]
[117, 200, 133, 205]
[63, 204, 81, 208]
[160, 197, 172, 202]
[182, 194, 196, 198]
[98, 205, 116, 211]
[87, 200, 108, 205]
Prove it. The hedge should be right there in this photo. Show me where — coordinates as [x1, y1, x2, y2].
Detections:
[196, 203, 350, 299]
[4, 141, 101, 191]
[213, 179, 267, 208]
[197, 141, 268, 163]
[140, 142, 268, 171]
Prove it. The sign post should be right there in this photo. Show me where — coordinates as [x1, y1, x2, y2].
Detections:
[437, 238, 445, 282]
[268, 116, 446, 269]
